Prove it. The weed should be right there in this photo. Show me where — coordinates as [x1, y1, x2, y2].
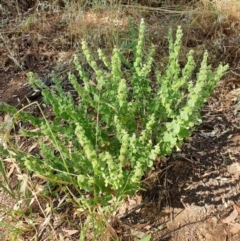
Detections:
[0, 19, 228, 211]
[0, 18, 228, 241]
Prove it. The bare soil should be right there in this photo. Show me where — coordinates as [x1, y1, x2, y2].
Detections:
[1, 1, 240, 240]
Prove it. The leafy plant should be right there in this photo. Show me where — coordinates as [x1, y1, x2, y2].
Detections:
[0, 19, 228, 209]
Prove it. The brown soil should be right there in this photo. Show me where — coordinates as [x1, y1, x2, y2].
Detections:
[1, 1, 240, 241]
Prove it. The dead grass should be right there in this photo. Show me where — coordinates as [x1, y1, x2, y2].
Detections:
[201, 0, 240, 22]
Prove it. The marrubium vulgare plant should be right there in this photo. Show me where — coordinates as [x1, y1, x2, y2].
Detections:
[0, 19, 228, 208]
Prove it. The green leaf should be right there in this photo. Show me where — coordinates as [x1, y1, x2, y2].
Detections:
[178, 127, 190, 139]
[94, 94, 100, 102]
[180, 110, 188, 121]
[140, 235, 151, 241]
[163, 132, 176, 146]
[171, 122, 180, 134]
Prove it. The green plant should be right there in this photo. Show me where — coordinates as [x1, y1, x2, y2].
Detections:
[140, 235, 151, 241]
[0, 19, 228, 209]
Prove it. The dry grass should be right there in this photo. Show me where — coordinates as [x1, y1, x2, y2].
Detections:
[201, 0, 240, 22]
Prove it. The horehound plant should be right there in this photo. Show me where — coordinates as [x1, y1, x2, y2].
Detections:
[0, 19, 228, 209]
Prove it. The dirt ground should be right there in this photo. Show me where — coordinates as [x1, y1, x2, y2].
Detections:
[1, 1, 240, 241]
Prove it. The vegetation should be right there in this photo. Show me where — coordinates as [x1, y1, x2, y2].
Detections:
[0, 0, 235, 240]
